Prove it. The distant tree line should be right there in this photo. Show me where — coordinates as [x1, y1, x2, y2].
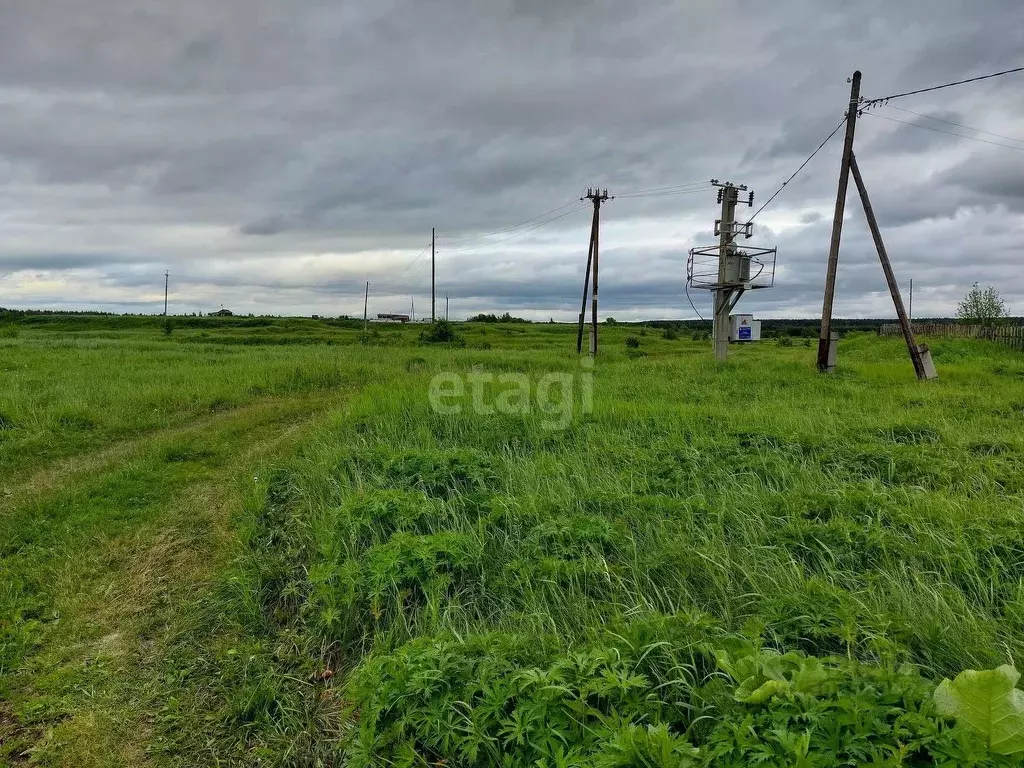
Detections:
[466, 312, 530, 323]
[4, 306, 1020, 335]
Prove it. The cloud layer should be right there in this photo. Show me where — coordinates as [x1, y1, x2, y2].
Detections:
[1, 1, 1022, 320]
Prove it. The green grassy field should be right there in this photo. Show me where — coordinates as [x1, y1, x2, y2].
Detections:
[2, 316, 1024, 766]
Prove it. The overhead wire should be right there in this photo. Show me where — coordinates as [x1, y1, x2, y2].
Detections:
[437, 200, 581, 245]
[438, 202, 588, 253]
[616, 180, 711, 198]
[369, 242, 432, 291]
[860, 65, 1024, 107]
[617, 187, 711, 200]
[685, 281, 706, 322]
[746, 117, 847, 224]
[861, 111, 1024, 152]
[880, 104, 1024, 144]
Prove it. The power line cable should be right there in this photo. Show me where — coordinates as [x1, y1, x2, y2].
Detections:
[746, 117, 847, 223]
[862, 111, 1024, 152]
[860, 65, 1024, 107]
[685, 280, 706, 322]
[880, 104, 1024, 144]
[438, 200, 580, 244]
[371, 243, 432, 290]
[617, 187, 712, 200]
[439, 202, 587, 253]
[616, 180, 710, 198]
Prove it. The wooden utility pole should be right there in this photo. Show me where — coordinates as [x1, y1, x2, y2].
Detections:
[909, 278, 914, 322]
[431, 227, 436, 322]
[849, 153, 935, 380]
[445, 294, 449, 321]
[576, 205, 598, 353]
[163, 270, 169, 316]
[363, 281, 369, 332]
[576, 188, 611, 355]
[817, 70, 862, 372]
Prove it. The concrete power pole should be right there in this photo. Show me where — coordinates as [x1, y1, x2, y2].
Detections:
[431, 227, 436, 323]
[710, 181, 753, 361]
[164, 270, 169, 316]
[714, 184, 739, 361]
[363, 281, 369, 333]
[576, 187, 612, 355]
[817, 71, 862, 372]
[687, 180, 772, 359]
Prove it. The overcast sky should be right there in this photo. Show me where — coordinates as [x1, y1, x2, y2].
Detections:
[1, 1, 1022, 320]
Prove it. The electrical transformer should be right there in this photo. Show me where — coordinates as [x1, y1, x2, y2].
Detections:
[729, 313, 761, 342]
[723, 253, 751, 285]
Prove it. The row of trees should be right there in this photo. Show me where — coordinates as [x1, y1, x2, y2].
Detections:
[2, 285, 1010, 327]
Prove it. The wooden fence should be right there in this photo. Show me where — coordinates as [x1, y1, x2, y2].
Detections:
[879, 323, 1024, 350]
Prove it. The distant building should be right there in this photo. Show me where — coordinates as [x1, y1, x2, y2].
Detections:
[211, 308, 233, 317]
[376, 313, 410, 323]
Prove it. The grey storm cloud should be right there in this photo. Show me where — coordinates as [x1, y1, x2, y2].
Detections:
[1, 0, 1023, 319]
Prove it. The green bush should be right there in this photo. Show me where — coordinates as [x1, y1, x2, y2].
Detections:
[419, 320, 461, 344]
[347, 634, 1015, 768]
[625, 336, 641, 348]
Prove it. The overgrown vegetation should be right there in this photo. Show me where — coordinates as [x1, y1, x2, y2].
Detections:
[418, 318, 462, 344]
[3, 317, 1024, 766]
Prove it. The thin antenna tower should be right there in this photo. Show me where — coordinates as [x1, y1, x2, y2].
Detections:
[576, 187, 612, 355]
[164, 270, 169, 316]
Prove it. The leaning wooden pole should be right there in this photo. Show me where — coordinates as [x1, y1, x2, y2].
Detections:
[849, 153, 935, 380]
[591, 199, 600, 356]
[817, 71, 862, 372]
[576, 205, 598, 353]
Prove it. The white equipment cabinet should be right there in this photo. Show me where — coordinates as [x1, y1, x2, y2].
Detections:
[729, 313, 761, 342]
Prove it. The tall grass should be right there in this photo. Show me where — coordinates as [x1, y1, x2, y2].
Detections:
[155, 330, 1024, 765]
